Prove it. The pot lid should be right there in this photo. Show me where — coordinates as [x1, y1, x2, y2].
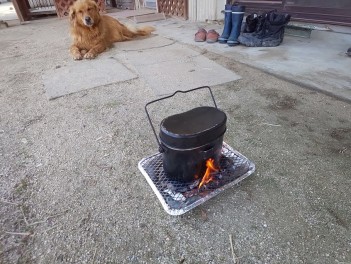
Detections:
[160, 106, 227, 149]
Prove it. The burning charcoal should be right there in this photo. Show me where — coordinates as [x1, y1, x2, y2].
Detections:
[198, 180, 220, 191]
[217, 172, 223, 178]
[197, 188, 212, 197]
[165, 182, 177, 191]
[174, 186, 190, 193]
[163, 189, 186, 202]
[159, 180, 171, 189]
[189, 179, 200, 190]
[220, 156, 235, 169]
[209, 180, 221, 188]
[220, 156, 250, 179]
[172, 183, 189, 193]
[198, 159, 219, 189]
[165, 196, 184, 209]
[185, 196, 201, 205]
[164, 179, 200, 193]
[232, 162, 250, 178]
[183, 189, 199, 198]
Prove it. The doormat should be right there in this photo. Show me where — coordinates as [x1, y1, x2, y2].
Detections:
[43, 57, 137, 99]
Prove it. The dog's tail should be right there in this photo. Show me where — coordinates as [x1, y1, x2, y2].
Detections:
[123, 24, 155, 39]
[134, 25, 156, 36]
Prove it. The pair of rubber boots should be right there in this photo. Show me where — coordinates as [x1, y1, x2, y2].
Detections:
[218, 4, 246, 46]
[239, 10, 291, 47]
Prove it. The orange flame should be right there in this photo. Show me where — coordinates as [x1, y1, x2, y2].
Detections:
[198, 158, 219, 189]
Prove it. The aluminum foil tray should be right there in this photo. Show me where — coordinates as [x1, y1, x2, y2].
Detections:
[138, 142, 255, 215]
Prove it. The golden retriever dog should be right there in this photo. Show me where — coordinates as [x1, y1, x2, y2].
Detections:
[69, 0, 155, 60]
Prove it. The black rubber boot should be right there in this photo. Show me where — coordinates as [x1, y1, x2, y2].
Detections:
[261, 13, 291, 47]
[243, 13, 258, 33]
[238, 11, 290, 47]
[238, 11, 271, 47]
[218, 4, 233, 44]
[227, 5, 246, 47]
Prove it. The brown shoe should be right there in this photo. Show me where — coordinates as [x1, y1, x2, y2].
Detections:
[206, 29, 219, 43]
[195, 28, 207, 42]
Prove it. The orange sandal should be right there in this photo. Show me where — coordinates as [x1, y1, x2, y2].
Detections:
[195, 28, 207, 42]
[206, 29, 220, 43]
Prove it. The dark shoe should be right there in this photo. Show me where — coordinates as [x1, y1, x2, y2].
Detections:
[195, 28, 207, 42]
[218, 4, 233, 44]
[261, 13, 291, 47]
[227, 5, 246, 47]
[243, 13, 258, 33]
[238, 11, 272, 47]
[238, 11, 290, 47]
[347, 47, 351, 57]
[206, 29, 220, 43]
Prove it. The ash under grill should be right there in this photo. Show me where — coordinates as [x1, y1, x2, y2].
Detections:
[138, 142, 255, 215]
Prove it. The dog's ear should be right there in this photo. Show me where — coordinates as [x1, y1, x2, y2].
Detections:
[92, 0, 99, 11]
[69, 6, 76, 22]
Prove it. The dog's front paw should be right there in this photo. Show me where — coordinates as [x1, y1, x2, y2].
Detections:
[84, 52, 97, 59]
[72, 53, 83, 60]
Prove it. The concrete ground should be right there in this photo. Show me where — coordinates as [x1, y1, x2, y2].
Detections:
[0, 14, 351, 264]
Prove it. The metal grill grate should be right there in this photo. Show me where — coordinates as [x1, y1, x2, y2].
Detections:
[138, 142, 255, 215]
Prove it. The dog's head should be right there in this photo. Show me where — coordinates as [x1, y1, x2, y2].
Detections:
[69, 0, 100, 27]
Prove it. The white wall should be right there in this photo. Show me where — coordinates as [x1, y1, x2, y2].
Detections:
[188, 0, 226, 22]
[216, 0, 226, 21]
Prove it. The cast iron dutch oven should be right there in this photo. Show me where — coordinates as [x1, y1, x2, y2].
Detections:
[145, 86, 227, 183]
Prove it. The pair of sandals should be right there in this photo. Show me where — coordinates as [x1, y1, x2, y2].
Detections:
[195, 28, 220, 43]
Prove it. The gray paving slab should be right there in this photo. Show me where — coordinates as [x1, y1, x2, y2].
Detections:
[114, 42, 241, 95]
[42, 58, 137, 99]
[115, 34, 175, 51]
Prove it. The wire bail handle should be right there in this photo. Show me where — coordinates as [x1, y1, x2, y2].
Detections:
[144, 86, 218, 153]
